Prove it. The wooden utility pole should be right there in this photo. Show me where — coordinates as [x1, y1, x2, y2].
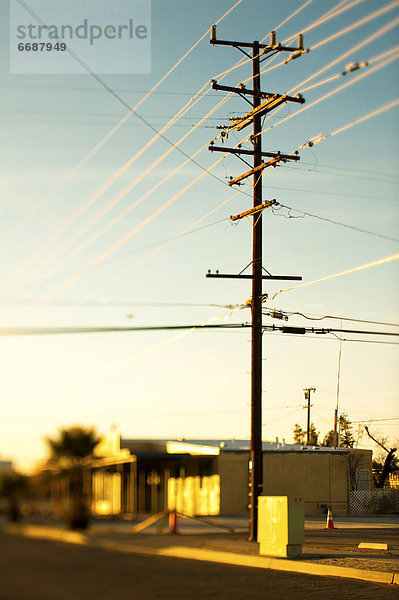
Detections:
[250, 40, 263, 541]
[303, 387, 316, 445]
[207, 26, 308, 542]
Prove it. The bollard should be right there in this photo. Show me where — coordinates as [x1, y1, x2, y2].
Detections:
[169, 510, 178, 534]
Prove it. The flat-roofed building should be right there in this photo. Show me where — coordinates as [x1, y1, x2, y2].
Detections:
[83, 435, 372, 518]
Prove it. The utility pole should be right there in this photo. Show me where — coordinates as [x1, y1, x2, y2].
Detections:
[333, 321, 343, 448]
[303, 387, 316, 445]
[208, 26, 308, 542]
[250, 38, 263, 546]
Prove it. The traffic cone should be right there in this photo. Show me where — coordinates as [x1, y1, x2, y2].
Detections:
[325, 508, 336, 529]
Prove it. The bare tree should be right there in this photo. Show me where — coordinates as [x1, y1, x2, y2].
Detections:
[365, 426, 397, 489]
[347, 452, 363, 491]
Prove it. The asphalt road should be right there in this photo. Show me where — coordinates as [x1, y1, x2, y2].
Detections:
[0, 532, 397, 600]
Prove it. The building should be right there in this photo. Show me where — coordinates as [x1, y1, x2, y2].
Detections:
[86, 434, 372, 518]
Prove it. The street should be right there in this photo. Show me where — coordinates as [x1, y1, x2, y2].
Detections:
[0, 532, 397, 600]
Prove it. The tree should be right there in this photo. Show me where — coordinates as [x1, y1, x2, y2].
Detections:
[339, 413, 355, 447]
[365, 426, 398, 488]
[46, 426, 100, 530]
[293, 423, 319, 445]
[322, 429, 334, 447]
[293, 424, 305, 444]
[322, 413, 355, 448]
[0, 471, 30, 522]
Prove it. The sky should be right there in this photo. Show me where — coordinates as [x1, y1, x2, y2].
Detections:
[0, 0, 398, 472]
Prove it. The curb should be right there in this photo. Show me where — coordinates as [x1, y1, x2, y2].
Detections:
[4, 523, 88, 545]
[156, 546, 397, 586]
[358, 542, 392, 550]
[3, 524, 398, 586]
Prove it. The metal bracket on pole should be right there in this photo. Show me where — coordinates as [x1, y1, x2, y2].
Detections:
[227, 153, 299, 186]
[227, 93, 304, 132]
[230, 200, 276, 221]
[209, 145, 300, 161]
[206, 270, 302, 281]
[210, 26, 308, 55]
[211, 80, 273, 99]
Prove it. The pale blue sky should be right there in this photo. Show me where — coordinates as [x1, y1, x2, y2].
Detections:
[0, 0, 398, 470]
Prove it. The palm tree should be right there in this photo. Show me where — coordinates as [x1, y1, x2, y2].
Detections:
[46, 426, 100, 530]
[0, 471, 29, 522]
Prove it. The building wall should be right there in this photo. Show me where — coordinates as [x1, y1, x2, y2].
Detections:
[217, 453, 249, 515]
[217, 449, 372, 516]
[263, 452, 349, 515]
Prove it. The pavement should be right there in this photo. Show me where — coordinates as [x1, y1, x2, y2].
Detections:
[3, 531, 397, 600]
[2, 514, 399, 586]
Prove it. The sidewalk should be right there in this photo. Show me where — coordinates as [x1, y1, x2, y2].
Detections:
[3, 514, 399, 586]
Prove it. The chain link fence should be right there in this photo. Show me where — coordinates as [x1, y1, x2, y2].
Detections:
[349, 489, 399, 515]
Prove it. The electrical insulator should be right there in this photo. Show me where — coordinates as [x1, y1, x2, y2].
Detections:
[298, 33, 303, 50]
[270, 30, 276, 46]
[210, 25, 217, 44]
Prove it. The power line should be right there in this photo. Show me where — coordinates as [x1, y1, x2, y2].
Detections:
[271, 326, 399, 337]
[284, 163, 399, 184]
[262, 407, 304, 427]
[337, 339, 399, 344]
[15, 130, 263, 311]
[1, 118, 221, 130]
[0, 323, 251, 336]
[84, 83, 399, 293]
[291, 5, 399, 96]
[298, 161, 399, 181]
[74, 71, 399, 308]
[0, 299, 233, 309]
[36, 53, 399, 301]
[271, 252, 399, 300]
[75, 186, 249, 300]
[282, 311, 399, 328]
[274, 202, 399, 243]
[2, 1, 374, 302]
[1, 322, 397, 339]
[38, 58, 396, 310]
[8, 3, 399, 325]
[311, 0, 399, 51]
[14, 0, 241, 174]
[137, 404, 306, 419]
[77, 82, 399, 308]
[10, 45, 289, 298]
[1, 83, 226, 97]
[32, 216, 231, 286]
[351, 417, 399, 423]
[298, 45, 399, 95]
[2, 0, 246, 297]
[5, 9, 389, 305]
[261, 18, 399, 137]
[260, 331, 399, 344]
[265, 182, 395, 202]
[15, 45, 299, 297]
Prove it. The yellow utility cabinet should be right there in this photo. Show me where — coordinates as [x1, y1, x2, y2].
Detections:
[258, 496, 304, 557]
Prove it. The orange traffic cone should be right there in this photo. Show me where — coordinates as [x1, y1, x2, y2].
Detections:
[325, 508, 336, 529]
